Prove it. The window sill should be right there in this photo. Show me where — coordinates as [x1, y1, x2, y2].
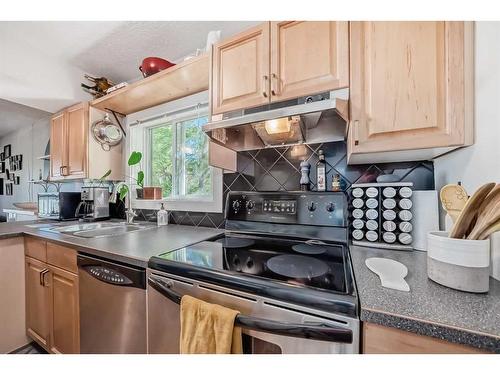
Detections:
[131, 195, 223, 213]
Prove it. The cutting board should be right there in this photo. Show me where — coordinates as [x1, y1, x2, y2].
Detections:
[365, 257, 410, 292]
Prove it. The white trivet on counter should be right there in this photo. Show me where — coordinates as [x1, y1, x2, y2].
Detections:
[365, 257, 410, 292]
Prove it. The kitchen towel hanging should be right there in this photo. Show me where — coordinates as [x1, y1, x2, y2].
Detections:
[180, 295, 242, 354]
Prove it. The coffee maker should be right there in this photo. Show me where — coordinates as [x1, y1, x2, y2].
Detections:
[75, 186, 110, 221]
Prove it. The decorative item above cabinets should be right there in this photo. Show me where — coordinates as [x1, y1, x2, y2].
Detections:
[347, 21, 474, 164]
[210, 21, 349, 116]
[50, 103, 124, 181]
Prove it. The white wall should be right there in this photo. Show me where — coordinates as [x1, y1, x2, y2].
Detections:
[434, 22, 500, 225]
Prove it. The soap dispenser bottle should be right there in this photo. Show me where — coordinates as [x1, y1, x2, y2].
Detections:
[157, 203, 169, 226]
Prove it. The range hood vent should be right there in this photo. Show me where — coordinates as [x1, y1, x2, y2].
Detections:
[203, 89, 349, 152]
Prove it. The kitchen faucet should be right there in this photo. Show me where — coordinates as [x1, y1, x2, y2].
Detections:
[110, 181, 138, 224]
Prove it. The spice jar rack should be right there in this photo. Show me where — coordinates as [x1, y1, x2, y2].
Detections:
[349, 182, 414, 251]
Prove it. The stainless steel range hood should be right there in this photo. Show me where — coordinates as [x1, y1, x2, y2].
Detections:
[203, 88, 349, 152]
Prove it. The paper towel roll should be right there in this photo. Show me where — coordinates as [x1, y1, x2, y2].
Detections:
[412, 191, 439, 251]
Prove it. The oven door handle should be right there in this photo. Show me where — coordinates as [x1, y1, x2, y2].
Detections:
[148, 276, 353, 344]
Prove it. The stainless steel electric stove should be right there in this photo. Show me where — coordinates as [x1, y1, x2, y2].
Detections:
[148, 191, 359, 354]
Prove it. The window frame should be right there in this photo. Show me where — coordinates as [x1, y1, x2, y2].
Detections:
[126, 92, 223, 213]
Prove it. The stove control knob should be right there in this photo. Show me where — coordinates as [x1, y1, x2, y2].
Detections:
[246, 200, 255, 210]
[232, 200, 241, 211]
[326, 202, 335, 212]
[307, 202, 317, 212]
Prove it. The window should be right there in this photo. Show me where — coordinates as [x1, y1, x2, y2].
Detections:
[127, 92, 223, 213]
[149, 115, 211, 199]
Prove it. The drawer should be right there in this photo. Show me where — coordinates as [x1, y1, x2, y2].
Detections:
[46, 242, 78, 274]
[24, 237, 47, 262]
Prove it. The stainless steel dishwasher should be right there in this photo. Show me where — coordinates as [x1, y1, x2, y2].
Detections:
[78, 254, 147, 353]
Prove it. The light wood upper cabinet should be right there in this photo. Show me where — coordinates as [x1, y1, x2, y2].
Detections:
[270, 21, 349, 102]
[211, 21, 349, 115]
[348, 21, 473, 163]
[212, 23, 270, 115]
[66, 103, 88, 178]
[50, 112, 65, 179]
[50, 103, 123, 181]
[25, 256, 51, 349]
[48, 265, 79, 354]
[49, 102, 88, 180]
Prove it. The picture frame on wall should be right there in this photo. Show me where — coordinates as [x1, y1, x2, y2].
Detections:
[15, 176, 20, 185]
[4, 145, 11, 158]
[0, 162, 4, 173]
[0, 152, 4, 161]
[5, 169, 9, 180]
[5, 183, 12, 196]
[0, 178, 3, 195]
[10, 173, 15, 182]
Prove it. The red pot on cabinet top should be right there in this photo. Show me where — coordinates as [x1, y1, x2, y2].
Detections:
[139, 57, 175, 78]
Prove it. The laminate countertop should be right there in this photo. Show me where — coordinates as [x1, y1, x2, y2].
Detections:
[350, 245, 500, 353]
[0, 220, 224, 268]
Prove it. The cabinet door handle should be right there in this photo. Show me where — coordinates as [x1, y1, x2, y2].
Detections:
[353, 120, 360, 146]
[262, 75, 268, 98]
[59, 166, 63, 175]
[61, 166, 68, 176]
[39, 269, 49, 286]
[42, 270, 50, 287]
[271, 73, 279, 96]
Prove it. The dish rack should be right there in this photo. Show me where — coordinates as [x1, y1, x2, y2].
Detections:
[349, 182, 414, 251]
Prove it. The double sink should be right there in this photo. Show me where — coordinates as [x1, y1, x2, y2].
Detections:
[38, 221, 154, 238]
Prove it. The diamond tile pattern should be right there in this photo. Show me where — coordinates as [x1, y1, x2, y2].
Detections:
[137, 141, 434, 229]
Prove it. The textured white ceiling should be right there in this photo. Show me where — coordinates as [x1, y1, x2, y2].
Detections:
[0, 21, 261, 83]
[0, 98, 51, 138]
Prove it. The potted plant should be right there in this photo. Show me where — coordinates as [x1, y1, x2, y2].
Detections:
[128, 151, 145, 199]
[100, 150, 162, 201]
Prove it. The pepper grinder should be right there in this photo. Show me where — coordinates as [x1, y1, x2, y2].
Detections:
[300, 160, 311, 191]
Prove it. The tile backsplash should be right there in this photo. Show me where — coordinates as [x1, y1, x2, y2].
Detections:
[139, 141, 434, 228]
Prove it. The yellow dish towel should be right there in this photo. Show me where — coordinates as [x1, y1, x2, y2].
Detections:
[180, 295, 243, 354]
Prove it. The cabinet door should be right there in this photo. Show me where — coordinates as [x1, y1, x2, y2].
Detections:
[211, 22, 270, 115]
[25, 257, 51, 349]
[66, 102, 88, 178]
[349, 22, 473, 156]
[50, 112, 66, 180]
[48, 266, 79, 354]
[270, 21, 349, 102]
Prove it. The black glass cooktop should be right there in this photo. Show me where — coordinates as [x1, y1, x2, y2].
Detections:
[154, 234, 349, 294]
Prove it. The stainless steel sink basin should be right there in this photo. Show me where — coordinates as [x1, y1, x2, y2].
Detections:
[40, 222, 154, 238]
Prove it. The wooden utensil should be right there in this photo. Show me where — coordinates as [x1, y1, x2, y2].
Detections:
[465, 183, 500, 236]
[467, 195, 500, 240]
[440, 184, 469, 224]
[478, 219, 500, 240]
[449, 182, 495, 239]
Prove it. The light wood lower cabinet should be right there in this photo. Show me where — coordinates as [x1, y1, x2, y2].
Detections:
[48, 265, 79, 354]
[25, 257, 51, 349]
[362, 323, 487, 354]
[24, 238, 80, 354]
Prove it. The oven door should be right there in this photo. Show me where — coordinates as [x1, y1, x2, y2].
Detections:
[147, 270, 359, 354]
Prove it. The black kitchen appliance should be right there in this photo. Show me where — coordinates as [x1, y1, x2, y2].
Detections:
[37, 192, 81, 220]
[148, 191, 359, 354]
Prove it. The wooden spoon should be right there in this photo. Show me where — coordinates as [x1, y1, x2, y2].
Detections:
[478, 219, 500, 240]
[466, 184, 500, 236]
[440, 184, 469, 224]
[467, 195, 500, 240]
[449, 182, 495, 239]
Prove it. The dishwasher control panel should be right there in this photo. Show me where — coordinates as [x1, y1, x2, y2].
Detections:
[85, 266, 133, 285]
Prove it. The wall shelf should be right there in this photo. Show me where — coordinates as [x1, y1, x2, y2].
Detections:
[36, 155, 50, 160]
[90, 53, 210, 115]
